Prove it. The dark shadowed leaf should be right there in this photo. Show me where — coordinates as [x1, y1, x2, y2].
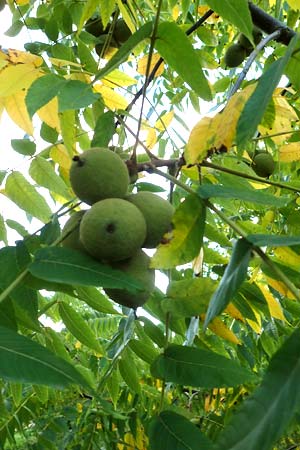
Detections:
[204, 238, 253, 328]
[29, 247, 144, 291]
[215, 328, 300, 450]
[247, 234, 300, 247]
[151, 344, 257, 388]
[149, 410, 215, 450]
[0, 326, 91, 389]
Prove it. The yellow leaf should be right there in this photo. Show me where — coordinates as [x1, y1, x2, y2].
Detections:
[15, 0, 30, 5]
[257, 282, 286, 321]
[145, 128, 157, 149]
[155, 110, 174, 131]
[246, 309, 262, 333]
[50, 144, 72, 181]
[198, 6, 220, 22]
[172, 4, 180, 20]
[185, 84, 255, 163]
[205, 316, 241, 344]
[266, 276, 296, 300]
[116, 0, 136, 33]
[0, 64, 41, 98]
[37, 97, 61, 132]
[274, 247, 300, 270]
[48, 57, 82, 68]
[279, 142, 300, 162]
[3, 90, 34, 135]
[258, 93, 298, 144]
[76, 402, 83, 413]
[286, 0, 300, 9]
[102, 69, 137, 88]
[225, 303, 245, 322]
[7, 49, 43, 67]
[94, 84, 128, 110]
[137, 53, 164, 77]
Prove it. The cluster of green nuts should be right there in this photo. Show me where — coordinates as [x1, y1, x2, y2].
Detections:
[248, 149, 276, 178]
[61, 148, 174, 309]
[224, 26, 263, 68]
[84, 14, 132, 57]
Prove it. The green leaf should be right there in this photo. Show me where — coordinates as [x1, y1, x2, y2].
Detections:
[237, 34, 300, 148]
[29, 247, 144, 291]
[151, 344, 257, 388]
[151, 195, 206, 269]
[204, 238, 253, 328]
[29, 156, 71, 199]
[0, 214, 8, 245]
[162, 278, 217, 317]
[94, 22, 153, 81]
[57, 80, 100, 112]
[149, 410, 215, 450]
[285, 38, 300, 89]
[58, 301, 103, 354]
[26, 74, 65, 118]
[75, 285, 118, 314]
[0, 326, 90, 389]
[155, 22, 211, 101]
[5, 172, 52, 223]
[59, 109, 76, 153]
[206, 0, 253, 43]
[215, 328, 300, 450]
[247, 234, 300, 247]
[11, 139, 36, 156]
[118, 348, 141, 394]
[198, 184, 290, 207]
[77, 0, 101, 33]
[77, 38, 98, 73]
[91, 111, 115, 148]
[129, 338, 158, 364]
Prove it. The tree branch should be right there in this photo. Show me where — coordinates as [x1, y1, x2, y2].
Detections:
[248, 2, 296, 45]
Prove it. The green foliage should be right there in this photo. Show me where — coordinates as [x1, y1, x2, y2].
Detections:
[1, 0, 300, 448]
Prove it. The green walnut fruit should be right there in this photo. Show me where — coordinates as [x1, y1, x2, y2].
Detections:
[80, 198, 147, 262]
[238, 26, 263, 51]
[252, 152, 275, 178]
[224, 43, 246, 68]
[69, 147, 130, 205]
[85, 16, 106, 37]
[61, 210, 86, 252]
[104, 250, 155, 309]
[126, 191, 174, 248]
[113, 19, 132, 45]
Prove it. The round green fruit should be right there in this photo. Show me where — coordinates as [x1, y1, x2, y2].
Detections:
[113, 19, 132, 45]
[69, 147, 130, 205]
[238, 26, 263, 51]
[85, 16, 105, 37]
[61, 210, 86, 252]
[224, 43, 246, 68]
[252, 152, 275, 178]
[126, 191, 174, 248]
[80, 198, 147, 262]
[105, 250, 155, 309]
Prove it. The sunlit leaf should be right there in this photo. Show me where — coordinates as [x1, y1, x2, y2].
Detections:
[94, 84, 128, 110]
[151, 195, 206, 269]
[37, 97, 60, 132]
[185, 85, 255, 163]
[205, 316, 241, 345]
[5, 172, 52, 223]
[256, 282, 285, 321]
[0, 64, 41, 98]
[137, 53, 164, 77]
[279, 142, 300, 162]
[3, 90, 34, 135]
[29, 157, 71, 199]
[155, 22, 211, 101]
[237, 35, 300, 148]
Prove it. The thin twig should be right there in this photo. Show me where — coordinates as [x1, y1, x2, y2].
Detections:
[227, 29, 282, 99]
